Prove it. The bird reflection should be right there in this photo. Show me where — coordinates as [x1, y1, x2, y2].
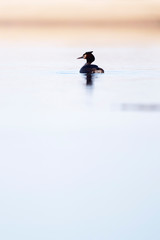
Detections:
[85, 73, 94, 86]
[82, 73, 102, 87]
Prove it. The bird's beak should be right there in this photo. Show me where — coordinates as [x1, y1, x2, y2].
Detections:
[77, 56, 83, 59]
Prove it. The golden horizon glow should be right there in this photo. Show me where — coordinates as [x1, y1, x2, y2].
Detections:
[0, 0, 159, 45]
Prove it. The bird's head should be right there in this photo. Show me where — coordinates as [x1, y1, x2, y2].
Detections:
[77, 51, 95, 64]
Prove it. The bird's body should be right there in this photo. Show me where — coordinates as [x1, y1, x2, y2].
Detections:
[77, 51, 104, 74]
[80, 64, 104, 73]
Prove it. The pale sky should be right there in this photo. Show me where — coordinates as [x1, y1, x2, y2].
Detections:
[0, 0, 160, 5]
[0, 0, 159, 21]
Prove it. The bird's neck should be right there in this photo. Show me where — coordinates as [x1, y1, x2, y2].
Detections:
[86, 61, 92, 65]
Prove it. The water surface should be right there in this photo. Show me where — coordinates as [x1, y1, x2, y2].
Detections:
[0, 43, 160, 240]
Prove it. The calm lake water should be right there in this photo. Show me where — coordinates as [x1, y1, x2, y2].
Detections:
[0, 43, 160, 240]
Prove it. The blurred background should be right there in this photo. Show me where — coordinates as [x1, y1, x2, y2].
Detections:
[0, 0, 160, 45]
[0, 1, 160, 240]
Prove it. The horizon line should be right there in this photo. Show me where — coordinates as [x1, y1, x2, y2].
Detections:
[0, 18, 159, 28]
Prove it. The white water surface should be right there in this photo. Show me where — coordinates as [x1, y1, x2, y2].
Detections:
[0, 43, 160, 240]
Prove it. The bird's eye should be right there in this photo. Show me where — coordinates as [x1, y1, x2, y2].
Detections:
[83, 54, 87, 59]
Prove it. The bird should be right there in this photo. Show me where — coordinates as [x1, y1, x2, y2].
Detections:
[77, 51, 104, 73]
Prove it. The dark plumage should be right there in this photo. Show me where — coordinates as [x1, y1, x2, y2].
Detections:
[77, 51, 104, 73]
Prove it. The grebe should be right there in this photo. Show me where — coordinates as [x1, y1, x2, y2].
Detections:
[77, 51, 104, 73]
